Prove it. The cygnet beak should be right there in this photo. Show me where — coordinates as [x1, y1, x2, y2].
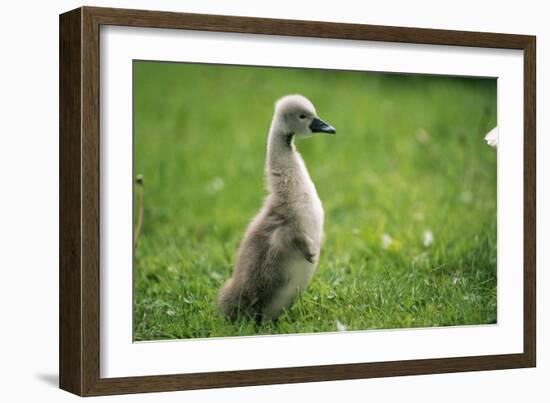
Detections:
[309, 117, 336, 134]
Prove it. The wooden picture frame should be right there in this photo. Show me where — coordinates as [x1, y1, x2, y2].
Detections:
[59, 6, 536, 396]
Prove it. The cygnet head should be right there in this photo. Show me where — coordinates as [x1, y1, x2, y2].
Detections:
[273, 95, 336, 138]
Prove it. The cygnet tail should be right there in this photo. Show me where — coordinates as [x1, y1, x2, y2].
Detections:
[217, 279, 247, 321]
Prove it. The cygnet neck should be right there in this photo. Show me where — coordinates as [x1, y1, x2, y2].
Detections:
[266, 120, 296, 171]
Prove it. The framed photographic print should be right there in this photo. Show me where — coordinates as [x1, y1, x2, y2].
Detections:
[59, 6, 536, 396]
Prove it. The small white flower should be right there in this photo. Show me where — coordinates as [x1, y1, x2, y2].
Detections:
[382, 233, 393, 249]
[416, 128, 430, 144]
[413, 212, 424, 221]
[413, 252, 429, 265]
[423, 230, 434, 247]
[460, 191, 473, 204]
[206, 177, 225, 193]
[452, 276, 460, 285]
[484, 127, 498, 148]
[336, 320, 347, 332]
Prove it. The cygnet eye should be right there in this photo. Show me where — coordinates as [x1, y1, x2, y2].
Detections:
[299, 114, 307, 119]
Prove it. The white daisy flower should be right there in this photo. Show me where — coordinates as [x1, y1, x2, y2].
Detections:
[423, 230, 434, 247]
[382, 233, 393, 249]
[336, 320, 347, 332]
[460, 191, 473, 204]
[413, 212, 424, 221]
[484, 127, 498, 148]
[416, 128, 430, 144]
[206, 177, 225, 193]
[413, 252, 429, 265]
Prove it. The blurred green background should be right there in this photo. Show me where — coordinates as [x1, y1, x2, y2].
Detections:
[133, 61, 497, 340]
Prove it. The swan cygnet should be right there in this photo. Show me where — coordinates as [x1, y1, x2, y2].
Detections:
[218, 94, 336, 323]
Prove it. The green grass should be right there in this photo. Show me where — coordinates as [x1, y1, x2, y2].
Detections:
[133, 61, 497, 340]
